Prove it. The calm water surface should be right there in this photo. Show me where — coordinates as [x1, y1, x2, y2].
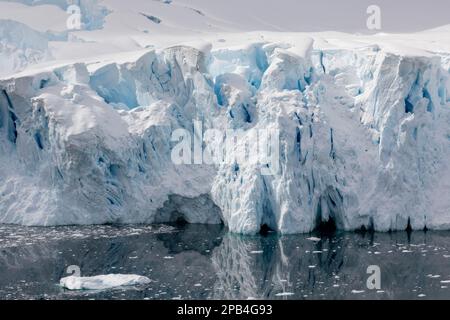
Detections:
[0, 224, 449, 300]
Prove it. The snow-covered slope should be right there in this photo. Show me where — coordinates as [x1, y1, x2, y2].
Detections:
[0, 0, 449, 234]
[0, 20, 51, 76]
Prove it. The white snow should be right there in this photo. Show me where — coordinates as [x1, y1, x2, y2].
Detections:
[0, 0, 449, 234]
[60, 274, 151, 290]
[0, 20, 51, 76]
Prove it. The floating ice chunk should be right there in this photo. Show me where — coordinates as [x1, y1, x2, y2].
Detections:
[60, 274, 151, 290]
[275, 292, 294, 297]
[306, 237, 321, 242]
[351, 290, 365, 294]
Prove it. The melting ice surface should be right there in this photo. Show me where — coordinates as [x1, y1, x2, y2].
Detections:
[0, 224, 449, 300]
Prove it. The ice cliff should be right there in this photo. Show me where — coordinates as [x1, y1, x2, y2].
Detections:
[0, 39, 449, 234]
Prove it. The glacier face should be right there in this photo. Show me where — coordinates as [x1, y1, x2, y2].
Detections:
[0, 40, 449, 234]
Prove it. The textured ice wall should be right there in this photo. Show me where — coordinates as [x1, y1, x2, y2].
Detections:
[0, 41, 449, 234]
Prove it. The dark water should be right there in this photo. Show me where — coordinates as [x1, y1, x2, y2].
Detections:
[0, 223, 449, 300]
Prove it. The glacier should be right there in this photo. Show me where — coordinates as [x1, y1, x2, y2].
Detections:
[0, 0, 449, 235]
[1, 36, 449, 234]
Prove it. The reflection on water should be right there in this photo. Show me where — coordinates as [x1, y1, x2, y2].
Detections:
[0, 224, 449, 300]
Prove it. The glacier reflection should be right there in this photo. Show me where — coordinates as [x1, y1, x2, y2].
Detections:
[0, 224, 449, 299]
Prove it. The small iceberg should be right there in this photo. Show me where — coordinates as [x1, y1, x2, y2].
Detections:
[351, 290, 365, 294]
[275, 292, 294, 297]
[60, 274, 151, 290]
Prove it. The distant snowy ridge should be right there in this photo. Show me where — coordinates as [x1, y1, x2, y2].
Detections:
[0, 19, 51, 76]
[1, 0, 109, 31]
[1, 37, 449, 234]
